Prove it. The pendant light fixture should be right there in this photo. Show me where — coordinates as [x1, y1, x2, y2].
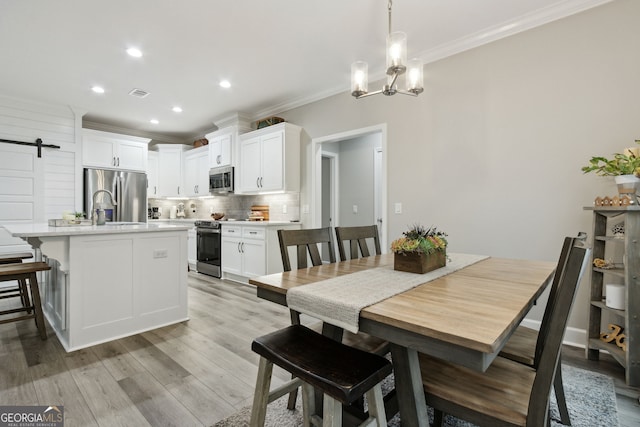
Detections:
[351, 0, 424, 99]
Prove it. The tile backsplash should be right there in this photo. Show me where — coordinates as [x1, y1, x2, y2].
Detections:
[149, 193, 300, 222]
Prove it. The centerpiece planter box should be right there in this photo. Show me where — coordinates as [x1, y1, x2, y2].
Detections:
[394, 251, 446, 274]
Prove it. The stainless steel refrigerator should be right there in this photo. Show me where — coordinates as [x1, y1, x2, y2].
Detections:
[83, 168, 148, 223]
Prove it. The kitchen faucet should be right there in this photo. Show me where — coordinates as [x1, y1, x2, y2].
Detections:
[91, 189, 117, 225]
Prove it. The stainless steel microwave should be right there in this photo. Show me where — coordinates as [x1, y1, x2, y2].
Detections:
[209, 166, 234, 193]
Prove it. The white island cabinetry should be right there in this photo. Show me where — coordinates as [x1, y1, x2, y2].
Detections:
[221, 221, 301, 283]
[4, 223, 189, 352]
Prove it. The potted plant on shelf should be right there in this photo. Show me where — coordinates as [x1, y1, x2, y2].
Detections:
[581, 140, 640, 194]
[390, 224, 448, 274]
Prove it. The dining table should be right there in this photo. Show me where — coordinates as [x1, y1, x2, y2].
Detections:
[249, 252, 556, 427]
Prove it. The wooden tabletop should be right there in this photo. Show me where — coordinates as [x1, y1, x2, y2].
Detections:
[250, 253, 556, 356]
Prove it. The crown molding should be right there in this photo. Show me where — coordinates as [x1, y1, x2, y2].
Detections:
[82, 120, 187, 144]
[418, 0, 614, 64]
[249, 0, 613, 119]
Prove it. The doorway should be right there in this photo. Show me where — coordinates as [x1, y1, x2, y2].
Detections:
[311, 124, 387, 251]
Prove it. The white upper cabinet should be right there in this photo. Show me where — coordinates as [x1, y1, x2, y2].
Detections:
[147, 151, 159, 198]
[154, 144, 191, 197]
[82, 129, 150, 172]
[208, 132, 232, 168]
[206, 125, 249, 169]
[183, 146, 210, 197]
[238, 123, 301, 193]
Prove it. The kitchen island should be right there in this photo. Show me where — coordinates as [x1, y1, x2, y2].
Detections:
[3, 222, 190, 351]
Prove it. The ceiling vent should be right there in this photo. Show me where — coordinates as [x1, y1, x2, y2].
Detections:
[128, 88, 150, 98]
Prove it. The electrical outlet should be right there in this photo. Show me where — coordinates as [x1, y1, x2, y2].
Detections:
[282, 204, 287, 214]
[302, 204, 309, 214]
[153, 249, 168, 258]
[353, 205, 358, 214]
[394, 203, 402, 214]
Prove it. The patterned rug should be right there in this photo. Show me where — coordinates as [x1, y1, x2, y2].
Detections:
[213, 364, 619, 427]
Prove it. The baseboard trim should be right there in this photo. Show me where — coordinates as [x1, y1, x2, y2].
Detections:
[520, 318, 587, 349]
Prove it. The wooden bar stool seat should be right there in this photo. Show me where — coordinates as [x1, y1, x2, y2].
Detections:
[0, 252, 34, 311]
[0, 261, 50, 340]
[250, 324, 392, 427]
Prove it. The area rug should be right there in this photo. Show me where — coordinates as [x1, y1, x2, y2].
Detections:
[213, 364, 619, 427]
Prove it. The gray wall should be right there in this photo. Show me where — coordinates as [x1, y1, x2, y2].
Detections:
[277, 0, 640, 341]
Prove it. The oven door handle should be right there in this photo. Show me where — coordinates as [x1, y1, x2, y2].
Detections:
[197, 228, 221, 234]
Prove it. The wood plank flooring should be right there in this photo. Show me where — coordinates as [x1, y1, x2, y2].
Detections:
[0, 272, 638, 427]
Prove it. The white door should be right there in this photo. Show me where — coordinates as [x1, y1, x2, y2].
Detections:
[221, 237, 242, 275]
[239, 137, 261, 192]
[242, 239, 266, 277]
[116, 141, 147, 171]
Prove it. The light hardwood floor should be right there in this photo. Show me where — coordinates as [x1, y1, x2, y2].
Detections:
[0, 272, 638, 427]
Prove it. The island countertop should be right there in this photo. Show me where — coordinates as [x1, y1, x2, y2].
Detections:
[3, 222, 191, 237]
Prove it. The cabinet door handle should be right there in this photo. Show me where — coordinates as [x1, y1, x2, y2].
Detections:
[113, 156, 117, 166]
[237, 242, 241, 253]
[256, 177, 260, 188]
[259, 177, 263, 187]
[241, 242, 245, 253]
[154, 186, 157, 195]
[117, 157, 120, 167]
[177, 186, 180, 195]
[217, 155, 221, 164]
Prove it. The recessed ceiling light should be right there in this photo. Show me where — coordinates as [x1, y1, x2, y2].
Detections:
[172, 106, 183, 113]
[91, 86, 105, 94]
[126, 47, 142, 58]
[150, 119, 159, 124]
[219, 80, 231, 88]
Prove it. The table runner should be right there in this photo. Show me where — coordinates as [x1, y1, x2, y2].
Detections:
[286, 252, 489, 333]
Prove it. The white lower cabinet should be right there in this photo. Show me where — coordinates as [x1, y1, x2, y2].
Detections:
[221, 223, 300, 283]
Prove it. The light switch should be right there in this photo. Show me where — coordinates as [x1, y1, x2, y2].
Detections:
[302, 204, 309, 214]
[394, 203, 402, 214]
[353, 205, 358, 214]
[282, 204, 287, 214]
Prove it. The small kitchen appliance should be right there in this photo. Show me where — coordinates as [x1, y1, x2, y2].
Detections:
[177, 203, 186, 218]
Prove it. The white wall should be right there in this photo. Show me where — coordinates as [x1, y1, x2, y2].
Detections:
[278, 0, 640, 340]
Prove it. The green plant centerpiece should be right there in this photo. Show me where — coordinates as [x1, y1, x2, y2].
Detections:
[581, 140, 640, 195]
[391, 224, 448, 274]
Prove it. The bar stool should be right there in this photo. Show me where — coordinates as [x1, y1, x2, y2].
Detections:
[0, 261, 51, 339]
[0, 252, 34, 311]
[250, 324, 392, 427]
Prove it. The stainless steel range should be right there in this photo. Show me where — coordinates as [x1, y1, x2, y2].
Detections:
[195, 220, 221, 278]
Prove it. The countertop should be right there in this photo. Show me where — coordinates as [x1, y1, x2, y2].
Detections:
[149, 219, 299, 226]
[3, 222, 191, 237]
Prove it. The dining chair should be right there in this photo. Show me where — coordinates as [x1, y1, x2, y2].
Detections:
[499, 232, 586, 426]
[418, 239, 589, 427]
[277, 227, 390, 409]
[335, 225, 381, 261]
[249, 324, 391, 427]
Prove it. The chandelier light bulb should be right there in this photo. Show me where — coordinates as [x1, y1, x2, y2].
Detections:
[351, 61, 369, 97]
[406, 58, 424, 94]
[386, 31, 407, 74]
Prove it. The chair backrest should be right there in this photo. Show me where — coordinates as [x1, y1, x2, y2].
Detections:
[278, 227, 336, 272]
[335, 225, 382, 262]
[533, 232, 587, 366]
[527, 240, 589, 425]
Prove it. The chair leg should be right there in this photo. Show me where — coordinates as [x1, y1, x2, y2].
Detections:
[433, 409, 445, 427]
[364, 383, 387, 427]
[301, 382, 316, 427]
[287, 309, 302, 409]
[19, 278, 32, 313]
[250, 357, 274, 427]
[322, 395, 341, 427]
[554, 366, 571, 426]
[27, 273, 46, 340]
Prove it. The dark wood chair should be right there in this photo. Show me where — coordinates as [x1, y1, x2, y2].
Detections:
[249, 324, 391, 427]
[499, 233, 585, 425]
[0, 261, 51, 340]
[419, 239, 589, 427]
[0, 252, 34, 312]
[335, 225, 381, 261]
[277, 227, 390, 409]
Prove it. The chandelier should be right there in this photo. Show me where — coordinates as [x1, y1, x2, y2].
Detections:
[351, 0, 424, 99]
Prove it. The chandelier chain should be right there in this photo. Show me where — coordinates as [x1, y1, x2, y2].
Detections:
[388, 0, 393, 35]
